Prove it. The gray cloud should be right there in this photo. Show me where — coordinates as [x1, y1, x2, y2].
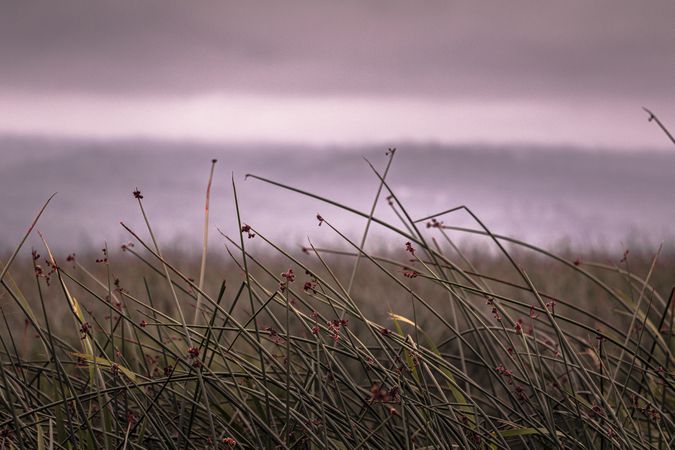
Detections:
[1, 0, 673, 101]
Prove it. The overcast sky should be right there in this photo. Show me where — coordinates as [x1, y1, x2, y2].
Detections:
[1, 1, 673, 149]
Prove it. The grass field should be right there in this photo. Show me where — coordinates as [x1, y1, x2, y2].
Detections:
[0, 151, 673, 449]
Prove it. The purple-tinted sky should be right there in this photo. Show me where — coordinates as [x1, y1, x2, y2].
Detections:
[0, 1, 674, 148]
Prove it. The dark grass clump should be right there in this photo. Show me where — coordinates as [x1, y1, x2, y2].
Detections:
[0, 145, 673, 449]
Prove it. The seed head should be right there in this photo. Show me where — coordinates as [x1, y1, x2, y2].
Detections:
[281, 268, 296, 282]
[240, 224, 255, 239]
[303, 281, 317, 293]
[79, 322, 92, 339]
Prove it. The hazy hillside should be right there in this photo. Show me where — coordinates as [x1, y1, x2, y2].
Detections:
[1, 135, 673, 253]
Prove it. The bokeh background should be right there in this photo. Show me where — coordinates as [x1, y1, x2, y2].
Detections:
[1, 1, 674, 252]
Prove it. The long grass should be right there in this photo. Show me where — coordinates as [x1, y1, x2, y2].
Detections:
[0, 143, 673, 449]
